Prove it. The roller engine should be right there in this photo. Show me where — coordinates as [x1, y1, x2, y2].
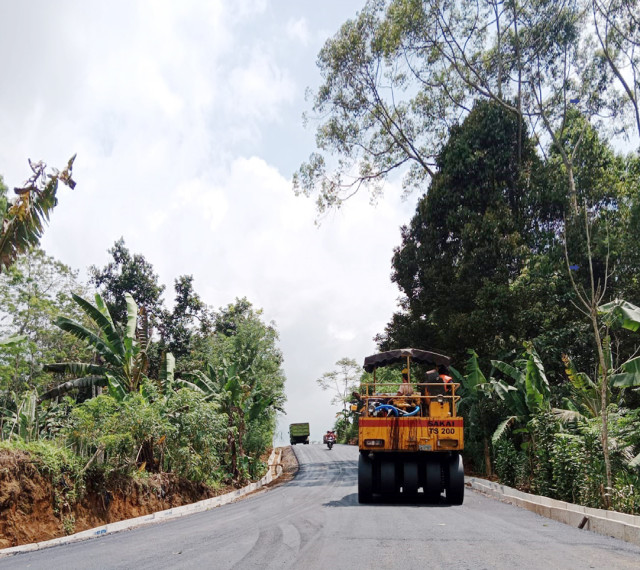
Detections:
[357, 348, 464, 504]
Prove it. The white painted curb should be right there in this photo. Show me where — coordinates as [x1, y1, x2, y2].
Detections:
[0, 447, 285, 557]
[467, 476, 640, 547]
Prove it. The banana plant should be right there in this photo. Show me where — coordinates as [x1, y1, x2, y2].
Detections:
[41, 292, 148, 402]
[561, 354, 602, 418]
[450, 349, 497, 476]
[1, 389, 40, 442]
[180, 358, 278, 482]
[490, 343, 551, 443]
[599, 299, 640, 468]
[0, 156, 76, 273]
[600, 300, 640, 388]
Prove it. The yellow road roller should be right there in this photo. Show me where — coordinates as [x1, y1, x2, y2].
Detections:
[357, 348, 464, 504]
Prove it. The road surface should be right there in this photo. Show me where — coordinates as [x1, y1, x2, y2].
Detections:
[2, 444, 639, 569]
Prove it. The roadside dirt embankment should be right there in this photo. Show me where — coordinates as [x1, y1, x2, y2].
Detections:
[0, 446, 298, 549]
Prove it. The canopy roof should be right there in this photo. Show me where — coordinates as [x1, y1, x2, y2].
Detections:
[363, 348, 451, 372]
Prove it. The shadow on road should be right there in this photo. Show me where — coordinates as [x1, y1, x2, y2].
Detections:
[323, 493, 456, 508]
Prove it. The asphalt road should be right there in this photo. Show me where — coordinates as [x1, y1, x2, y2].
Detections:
[2, 444, 640, 569]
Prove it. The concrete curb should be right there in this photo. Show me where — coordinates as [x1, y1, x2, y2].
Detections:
[0, 447, 285, 558]
[466, 476, 640, 547]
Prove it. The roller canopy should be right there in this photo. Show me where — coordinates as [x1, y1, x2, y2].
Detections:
[363, 348, 451, 372]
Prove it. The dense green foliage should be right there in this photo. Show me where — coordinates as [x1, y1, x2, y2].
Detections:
[301, 0, 640, 514]
[0, 238, 287, 500]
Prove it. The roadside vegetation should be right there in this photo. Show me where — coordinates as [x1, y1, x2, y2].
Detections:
[1, 166, 286, 536]
[308, 0, 640, 514]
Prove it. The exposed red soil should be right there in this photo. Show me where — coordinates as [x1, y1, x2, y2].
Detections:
[0, 446, 296, 550]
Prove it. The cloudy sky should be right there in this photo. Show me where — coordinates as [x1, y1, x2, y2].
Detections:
[0, 0, 419, 443]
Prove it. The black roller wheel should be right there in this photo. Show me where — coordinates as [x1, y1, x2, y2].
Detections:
[446, 453, 465, 505]
[425, 460, 441, 502]
[380, 460, 396, 495]
[358, 453, 373, 503]
[403, 461, 419, 496]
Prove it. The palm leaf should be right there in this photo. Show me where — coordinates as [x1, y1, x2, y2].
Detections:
[105, 372, 127, 401]
[525, 346, 550, 403]
[125, 293, 138, 341]
[160, 352, 175, 388]
[563, 354, 597, 390]
[93, 293, 118, 331]
[552, 407, 584, 422]
[492, 378, 517, 400]
[0, 156, 75, 272]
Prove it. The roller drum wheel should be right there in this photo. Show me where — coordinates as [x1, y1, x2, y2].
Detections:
[403, 461, 419, 496]
[380, 460, 396, 495]
[446, 453, 465, 505]
[358, 454, 373, 503]
[425, 460, 441, 502]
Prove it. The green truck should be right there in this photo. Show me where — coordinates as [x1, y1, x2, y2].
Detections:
[289, 423, 310, 445]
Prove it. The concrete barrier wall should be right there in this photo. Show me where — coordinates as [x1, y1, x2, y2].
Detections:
[466, 477, 640, 547]
[0, 448, 283, 557]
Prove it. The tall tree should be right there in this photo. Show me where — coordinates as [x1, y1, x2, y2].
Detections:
[379, 101, 546, 362]
[89, 238, 165, 328]
[296, 0, 622, 217]
[157, 275, 211, 364]
[591, 0, 640, 138]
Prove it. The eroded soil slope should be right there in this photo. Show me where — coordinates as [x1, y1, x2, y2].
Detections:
[0, 446, 297, 549]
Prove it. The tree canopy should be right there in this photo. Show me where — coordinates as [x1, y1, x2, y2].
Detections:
[295, 0, 640, 216]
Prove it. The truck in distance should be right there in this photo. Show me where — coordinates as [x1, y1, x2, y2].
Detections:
[289, 423, 310, 445]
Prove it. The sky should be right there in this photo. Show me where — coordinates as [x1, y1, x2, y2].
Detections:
[0, 0, 420, 444]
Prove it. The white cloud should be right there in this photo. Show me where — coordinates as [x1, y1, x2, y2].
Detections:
[225, 50, 295, 122]
[286, 18, 310, 45]
[0, 0, 412, 444]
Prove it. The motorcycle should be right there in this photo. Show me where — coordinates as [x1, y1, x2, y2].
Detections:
[324, 433, 336, 450]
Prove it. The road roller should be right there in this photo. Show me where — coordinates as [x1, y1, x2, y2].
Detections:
[357, 348, 464, 504]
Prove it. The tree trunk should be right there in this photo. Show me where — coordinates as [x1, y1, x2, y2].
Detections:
[484, 436, 493, 478]
[591, 309, 613, 508]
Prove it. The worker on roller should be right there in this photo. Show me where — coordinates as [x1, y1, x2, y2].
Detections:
[438, 364, 453, 392]
[397, 368, 414, 396]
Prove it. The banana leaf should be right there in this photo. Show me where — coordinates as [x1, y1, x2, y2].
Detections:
[0, 335, 27, 346]
[491, 360, 525, 385]
[492, 416, 517, 443]
[55, 316, 122, 367]
[44, 362, 107, 376]
[40, 376, 107, 401]
[599, 299, 640, 332]
[71, 293, 124, 356]
[463, 349, 486, 391]
[611, 356, 640, 387]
